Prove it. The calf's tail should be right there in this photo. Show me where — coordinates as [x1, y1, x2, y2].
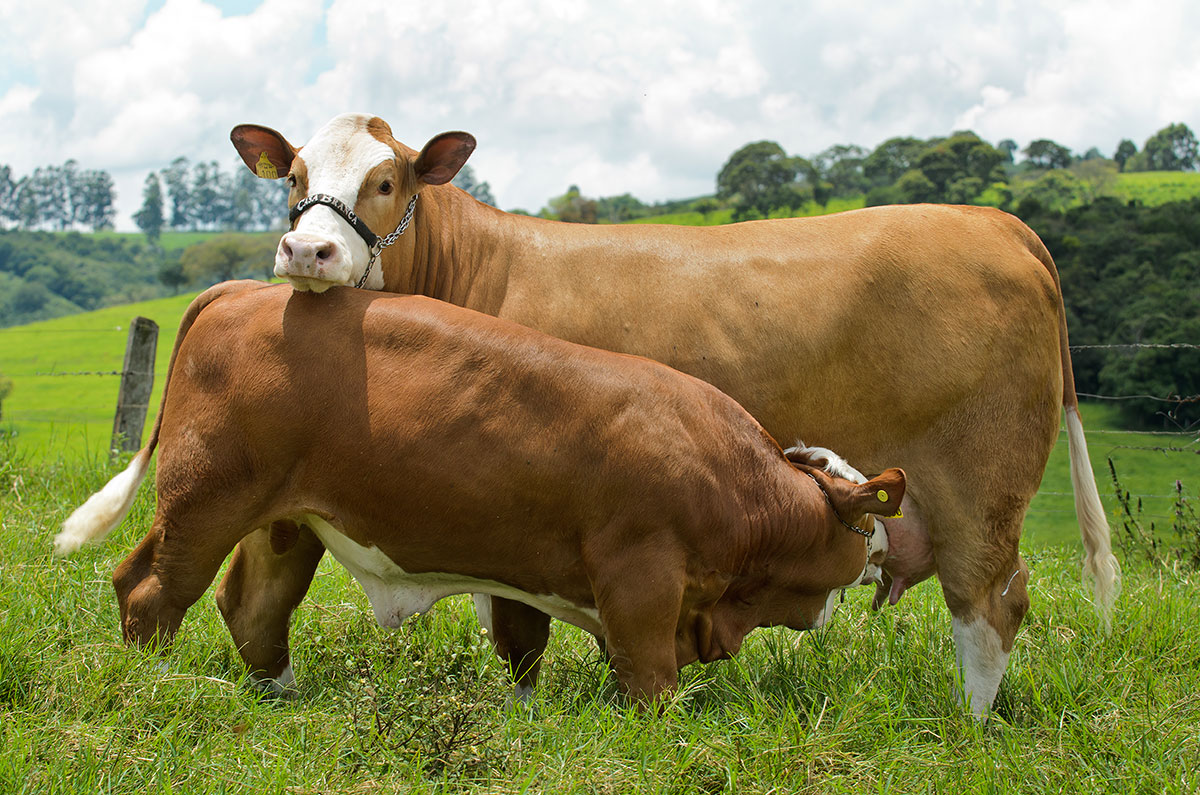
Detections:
[54, 280, 269, 556]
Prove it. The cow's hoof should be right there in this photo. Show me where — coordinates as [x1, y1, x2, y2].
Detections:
[247, 664, 297, 701]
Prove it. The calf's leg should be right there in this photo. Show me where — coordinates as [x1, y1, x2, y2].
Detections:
[215, 523, 326, 694]
[591, 550, 685, 704]
[113, 515, 245, 652]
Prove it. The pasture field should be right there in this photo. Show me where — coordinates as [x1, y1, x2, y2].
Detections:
[1111, 171, 1200, 206]
[1, 443, 1198, 793]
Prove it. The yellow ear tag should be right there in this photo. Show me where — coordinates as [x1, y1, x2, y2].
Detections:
[877, 489, 903, 518]
[255, 151, 278, 179]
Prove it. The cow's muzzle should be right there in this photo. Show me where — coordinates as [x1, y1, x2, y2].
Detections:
[285, 193, 417, 290]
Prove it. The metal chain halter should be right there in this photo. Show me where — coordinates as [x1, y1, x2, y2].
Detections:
[802, 471, 874, 538]
[288, 192, 418, 289]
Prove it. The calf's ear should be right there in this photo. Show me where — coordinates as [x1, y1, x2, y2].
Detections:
[414, 132, 477, 185]
[231, 124, 297, 179]
[856, 468, 906, 519]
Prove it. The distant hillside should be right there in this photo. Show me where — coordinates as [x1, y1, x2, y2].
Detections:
[1112, 171, 1200, 205]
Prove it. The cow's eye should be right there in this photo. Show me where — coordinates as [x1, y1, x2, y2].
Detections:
[379, 180, 393, 195]
[286, 174, 297, 188]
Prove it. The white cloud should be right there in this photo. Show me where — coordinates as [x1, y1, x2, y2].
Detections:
[1, 0, 1198, 228]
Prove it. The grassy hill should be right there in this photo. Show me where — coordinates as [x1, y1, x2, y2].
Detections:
[2, 292, 1195, 549]
[1112, 170, 1200, 205]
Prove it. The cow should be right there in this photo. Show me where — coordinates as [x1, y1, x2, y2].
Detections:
[55, 281, 906, 703]
[217, 113, 1118, 715]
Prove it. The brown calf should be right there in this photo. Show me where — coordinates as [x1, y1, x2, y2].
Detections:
[58, 281, 904, 702]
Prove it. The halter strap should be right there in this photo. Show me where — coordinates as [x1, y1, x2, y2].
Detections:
[287, 193, 418, 289]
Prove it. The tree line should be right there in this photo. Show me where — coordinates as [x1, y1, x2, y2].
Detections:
[536, 122, 1198, 223]
[0, 162, 116, 231]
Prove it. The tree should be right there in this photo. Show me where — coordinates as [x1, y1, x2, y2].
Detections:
[894, 169, 938, 203]
[596, 193, 648, 223]
[180, 234, 278, 284]
[717, 140, 802, 220]
[1141, 122, 1198, 171]
[1023, 139, 1073, 170]
[1017, 169, 1085, 213]
[996, 139, 1018, 164]
[75, 169, 116, 231]
[10, 178, 39, 228]
[1113, 139, 1137, 171]
[815, 144, 869, 197]
[31, 165, 69, 230]
[0, 165, 14, 227]
[541, 185, 597, 224]
[134, 173, 165, 243]
[452, 164, 496, 206]
[161, 157, 192, 230]
[191, 161, 229, 230]
[864, 137, 926, 186]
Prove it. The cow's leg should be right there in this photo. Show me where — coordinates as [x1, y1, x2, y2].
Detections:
[113, 515, 244, 653]
[478, 596, 551, 703]
[943, 550, 1030, 716]
[927, 485, 1033, 717]
[215, 523, 326, 696]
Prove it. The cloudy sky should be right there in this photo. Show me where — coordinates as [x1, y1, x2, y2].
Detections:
[2, 0, 1198, 229]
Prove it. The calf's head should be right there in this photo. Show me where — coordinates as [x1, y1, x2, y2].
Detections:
[788, 462, 906, 631]
[231, 113, 475, 293]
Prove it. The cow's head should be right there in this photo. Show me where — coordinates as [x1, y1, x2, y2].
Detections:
[231, 113, 475, 293]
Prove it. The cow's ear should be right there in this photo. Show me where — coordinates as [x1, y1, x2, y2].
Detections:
[231, 124, 296, 180]
[414, 132, 476, 186]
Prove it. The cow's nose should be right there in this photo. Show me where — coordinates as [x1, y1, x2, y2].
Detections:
[276, 232, 346, 286]
[279, 233, 338, 272]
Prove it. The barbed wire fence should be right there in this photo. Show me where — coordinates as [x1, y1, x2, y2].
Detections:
[2, 332, 1197, 519]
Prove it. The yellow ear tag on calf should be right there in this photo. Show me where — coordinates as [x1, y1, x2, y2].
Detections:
[877, 489, 903, 518]
[255, 151, 278, 179]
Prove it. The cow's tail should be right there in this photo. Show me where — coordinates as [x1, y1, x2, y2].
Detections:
[54, 280, 269, 556]
[1021, 222, 1121, 629]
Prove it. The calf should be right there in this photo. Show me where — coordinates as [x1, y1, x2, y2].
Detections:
[58, 281, 903, 702]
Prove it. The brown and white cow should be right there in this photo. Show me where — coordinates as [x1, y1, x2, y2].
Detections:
[220, 113, 1118, 714]
[56, 281, 905, 703]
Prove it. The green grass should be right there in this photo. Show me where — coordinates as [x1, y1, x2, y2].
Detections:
[0, 292, 202, 459]
[1026, 402, 1200, 548]
[89, 230, 271, 253]
[2, 448, 1198, 792]
[1111, 171, 1200, 206]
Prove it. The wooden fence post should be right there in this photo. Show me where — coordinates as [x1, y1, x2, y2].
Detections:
[111, 316, 159, 456]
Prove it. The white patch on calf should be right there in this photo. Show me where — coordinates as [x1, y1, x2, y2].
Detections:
[304, 515, 602, 635]
[784, 442, 867, 484]
[810, 589, 842, 630]
[951, 616, 1010, 716]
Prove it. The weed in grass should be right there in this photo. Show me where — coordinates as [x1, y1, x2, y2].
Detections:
[1110, 458, 1200, 570]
